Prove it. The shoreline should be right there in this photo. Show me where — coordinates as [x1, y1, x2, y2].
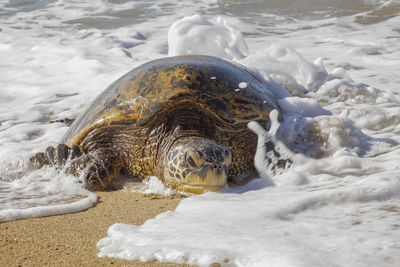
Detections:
[0, 191, 192, 266]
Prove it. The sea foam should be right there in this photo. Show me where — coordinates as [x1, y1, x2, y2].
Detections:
[1, 1, 400, 266]
[97, 14, 400, 266]
[0, 164, 97, 223]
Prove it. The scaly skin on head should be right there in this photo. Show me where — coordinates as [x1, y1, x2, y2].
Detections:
[163, 137, 232, 194]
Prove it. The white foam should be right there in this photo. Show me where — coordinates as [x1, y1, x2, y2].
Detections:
[239, 45, 328, 95]
[98, 171, 400, 267]
[0, 165, 97, 222]
[168, 15, 248, 60]
[125, 176, 174, 196]
[97, 11, 400, 266]
[278, 96, 332, 117]
[1, 1, 400, 266]
[238, 82, 247, 89]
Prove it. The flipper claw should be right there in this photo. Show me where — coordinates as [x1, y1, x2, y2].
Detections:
[30, 144, 120, 191]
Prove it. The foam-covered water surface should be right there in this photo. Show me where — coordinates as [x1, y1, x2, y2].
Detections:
[1, 0, 400, 266]
[0, 160, 97, 222]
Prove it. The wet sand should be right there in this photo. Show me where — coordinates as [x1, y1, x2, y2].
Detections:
[0, 191, 192, 267]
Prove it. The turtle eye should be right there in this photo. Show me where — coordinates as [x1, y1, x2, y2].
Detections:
[185, 150, 204, 168]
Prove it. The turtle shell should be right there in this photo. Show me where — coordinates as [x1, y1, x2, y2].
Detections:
[62, 55, 279, 146]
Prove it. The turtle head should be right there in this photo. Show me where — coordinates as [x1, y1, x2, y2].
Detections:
[165, 137, 232, 194]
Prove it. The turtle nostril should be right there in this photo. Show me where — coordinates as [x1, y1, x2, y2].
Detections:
[213, 164, 223, 170]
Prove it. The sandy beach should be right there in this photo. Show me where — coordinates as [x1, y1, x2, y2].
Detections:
[0, 191, 192, 267]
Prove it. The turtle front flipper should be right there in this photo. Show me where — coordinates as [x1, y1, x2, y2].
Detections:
[30, 144, 73, 168]
[80, 158, 120, 191]
[30, 144, 121, 191]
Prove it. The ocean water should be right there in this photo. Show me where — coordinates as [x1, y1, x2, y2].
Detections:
[1, 0, 400, 266]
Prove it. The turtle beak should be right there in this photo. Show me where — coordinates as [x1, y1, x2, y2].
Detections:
[182, 165, 228, 194]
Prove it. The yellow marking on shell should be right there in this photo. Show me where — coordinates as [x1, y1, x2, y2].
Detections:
[73, 65, 198, 140]
[116, 64, 195, 100]
[66, 110, 139, 147]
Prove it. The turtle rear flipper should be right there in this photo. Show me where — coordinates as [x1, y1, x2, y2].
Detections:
[30, 144, 120, 191]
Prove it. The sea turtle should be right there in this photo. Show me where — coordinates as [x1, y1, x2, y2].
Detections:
[30, 55, 285, 194]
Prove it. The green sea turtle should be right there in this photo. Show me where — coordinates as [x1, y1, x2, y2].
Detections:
[31, 55, 284, 194]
